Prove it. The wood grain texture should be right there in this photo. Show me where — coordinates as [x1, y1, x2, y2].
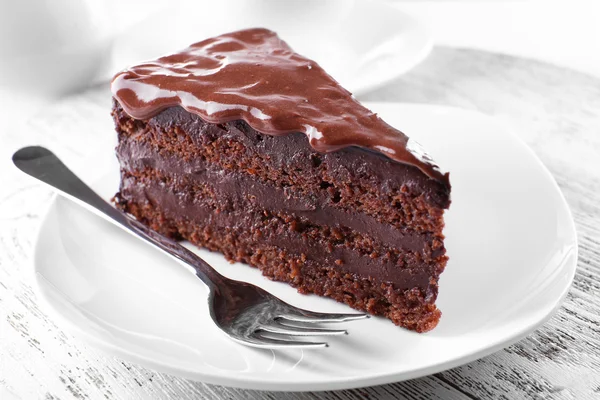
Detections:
[1, 47, 599, 399]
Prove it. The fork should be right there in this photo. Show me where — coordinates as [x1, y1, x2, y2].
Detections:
[13, 146, 367, 348]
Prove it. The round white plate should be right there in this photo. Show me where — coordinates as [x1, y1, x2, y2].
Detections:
[109, 0, 432, 96]
[33, 103, 577, 391]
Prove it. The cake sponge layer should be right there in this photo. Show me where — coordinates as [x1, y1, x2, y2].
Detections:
[116, 192, 442, 332]
[113, 102, 450, 234]
[112, 102, 450, 332]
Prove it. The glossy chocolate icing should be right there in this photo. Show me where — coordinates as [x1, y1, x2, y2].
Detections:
[111, 28, 449, 186]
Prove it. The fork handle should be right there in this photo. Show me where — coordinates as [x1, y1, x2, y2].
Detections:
[12, 146, 227, 291]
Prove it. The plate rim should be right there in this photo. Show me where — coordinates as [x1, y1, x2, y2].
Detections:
[30, 103, 578, 391]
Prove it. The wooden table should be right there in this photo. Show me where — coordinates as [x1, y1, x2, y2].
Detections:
[1, 48, 599, 399]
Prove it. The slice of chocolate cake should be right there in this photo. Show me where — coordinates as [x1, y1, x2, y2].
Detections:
[111, 28, 451, 332]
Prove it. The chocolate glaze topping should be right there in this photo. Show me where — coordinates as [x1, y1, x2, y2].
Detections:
[111, 28, 449, 186]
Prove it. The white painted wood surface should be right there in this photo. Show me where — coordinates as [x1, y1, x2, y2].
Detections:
[1, 48, 599, 399]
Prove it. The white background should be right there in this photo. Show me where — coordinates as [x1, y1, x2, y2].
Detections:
[399, 0, 600, 78]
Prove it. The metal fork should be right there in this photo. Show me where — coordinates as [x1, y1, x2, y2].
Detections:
[13, 146, 367, 348]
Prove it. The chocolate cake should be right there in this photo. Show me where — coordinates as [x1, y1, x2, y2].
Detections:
[111, 28, 451, 332]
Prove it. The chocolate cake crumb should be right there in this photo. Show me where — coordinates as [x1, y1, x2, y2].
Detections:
[110, 28, 451, 332]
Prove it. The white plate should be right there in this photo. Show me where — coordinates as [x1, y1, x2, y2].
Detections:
[109, 0, 432, 96]
[33, 103, 577, 391]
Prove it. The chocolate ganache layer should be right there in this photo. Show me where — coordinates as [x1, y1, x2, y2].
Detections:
[117, 136, 444, 256]
[118, 174, 439, 291]
[111, 28, 450, 187]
